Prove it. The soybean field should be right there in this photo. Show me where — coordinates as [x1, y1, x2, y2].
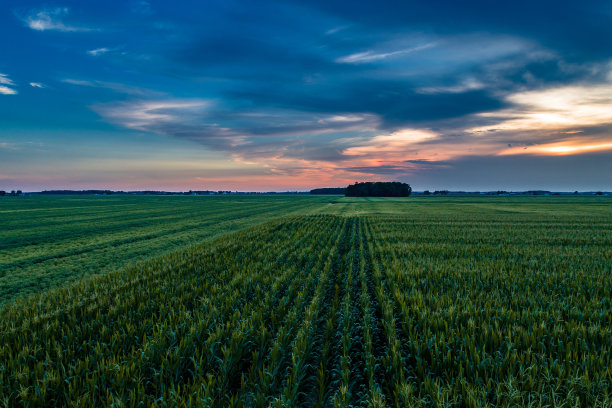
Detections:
[0, 196, 611, 407]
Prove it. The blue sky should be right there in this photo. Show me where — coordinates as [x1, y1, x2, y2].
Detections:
[1, 0, 611, 191]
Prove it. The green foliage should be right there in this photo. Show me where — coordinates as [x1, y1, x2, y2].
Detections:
[0, 195, 331, 304]
[345, 182, 411, 197]
[1, 196, 611, 406]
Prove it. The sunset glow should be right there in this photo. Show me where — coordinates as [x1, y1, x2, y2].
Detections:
[472, 85, 612, 132]
[1, 0, 611, 191]
[500, 142, 612, 156]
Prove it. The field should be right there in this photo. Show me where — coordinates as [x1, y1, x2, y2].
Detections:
[0, 196, 611, 406]
[0, 195, 331, 304]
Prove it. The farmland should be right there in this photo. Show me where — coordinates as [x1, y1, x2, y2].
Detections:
[1, 195, 611, 406]
[0, 195, 331, 304]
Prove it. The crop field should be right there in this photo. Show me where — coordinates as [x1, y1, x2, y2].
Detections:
[0, 195, 331, 304]
[0, 196, 611, 406]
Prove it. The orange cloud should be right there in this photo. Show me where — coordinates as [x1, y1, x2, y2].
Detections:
[473, 85, 612, 132]
[500, 141, 612, 156]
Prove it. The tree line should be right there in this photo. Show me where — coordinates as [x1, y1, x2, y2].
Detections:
[345, 182, 412, 197]
[0, 190, 22, 196]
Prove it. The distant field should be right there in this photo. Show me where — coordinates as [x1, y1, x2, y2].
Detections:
[1, 195, 610, 406]
[0, 195, 331, 304]
[316, 195, 612, 217]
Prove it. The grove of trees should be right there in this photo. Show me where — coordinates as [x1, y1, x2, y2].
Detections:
[310, 188, 346, 195]
[345, 181, 411, 197]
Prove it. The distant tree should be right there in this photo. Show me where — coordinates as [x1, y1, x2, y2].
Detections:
[10, 190, 16, 196]
[434, 190, 449, 195]
[596, 191, 603, 195]
[310, 188, 346, 195]
[0, 190, 5, 196]
[573, 191, 579, 195]
[345, 182, 411, 197]
[423, 190, 431, 195]
[16, 190, 22, 196]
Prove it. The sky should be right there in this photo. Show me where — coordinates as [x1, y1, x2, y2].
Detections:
[1, 0, 612, 192]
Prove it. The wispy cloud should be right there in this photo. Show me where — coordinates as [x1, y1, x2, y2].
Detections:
[0, 87, 17, 95]
[29, 82, 45, 88]
[91, 97, 381, 164]
[404, 159, 450, 166]
[131, 1, 153, 15]
[0, 73, 15, 86]
[325, 25, 349, 35]
[500, 141, 612, 156]
[0, 142, 19, 150]
[62, 78, 159, 96]
[336, 43, 435, 64]
[96, 98, 376, 133]
[22, 8, 94, 32]
[416, 78, 485, 94]
[344, 129, 437, 158]
[94, 99, 212, 132]
[471, 84, 612, 132]
[63, 79, 96, 87]
[89, 94, 546, 182]
[87, 47, 111, 56]
[0, 74, 17, 95]
[343, 164, 416, 175]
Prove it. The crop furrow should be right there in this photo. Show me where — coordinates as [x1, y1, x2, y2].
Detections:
[240, 217, 348, 408]
[274, 217, 350, 408]
[0, 217, 330, 405]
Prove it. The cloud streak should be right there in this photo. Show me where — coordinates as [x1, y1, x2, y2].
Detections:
[22, 8, 94, 32]
[0, 87, 17, 95]
[94, 99, 213, 133]
[0, 74, 15, 86]
[0, 74, 17, 95]
[87, 47, 111, 56]
[475, 85, 612, 131]
[93, 97, 380, 152]
[62, 78, 159, 96]
[336, 43, 436, 64]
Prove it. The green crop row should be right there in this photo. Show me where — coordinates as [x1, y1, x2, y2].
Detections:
[1, 199, 611, 406]
[0, 195, 331, 304]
